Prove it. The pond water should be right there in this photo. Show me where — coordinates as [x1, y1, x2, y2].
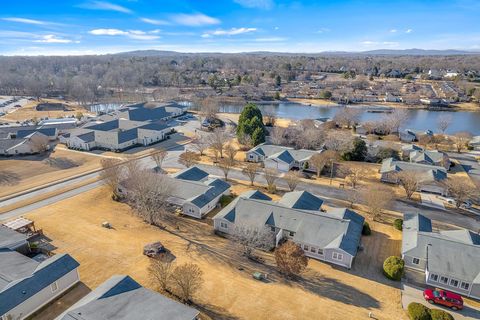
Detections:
[220, 103, 480, 135]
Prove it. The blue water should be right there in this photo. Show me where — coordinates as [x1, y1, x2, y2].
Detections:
[220, 103, 480, 135]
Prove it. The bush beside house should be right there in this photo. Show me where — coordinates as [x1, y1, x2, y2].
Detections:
[383, 256, 404, 281]
[407, 303, 454, 320]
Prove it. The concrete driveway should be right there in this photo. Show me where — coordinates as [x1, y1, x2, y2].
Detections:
[421, 193, 445, 209]
[402, 284, 480, 320]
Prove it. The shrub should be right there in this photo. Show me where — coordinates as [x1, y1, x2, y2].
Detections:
[430, 309, 454, 320]
[393, 219, 403, 231]
[219, 195, 235, 207]
[362, 222, 371, 235]
[407, 302, 431, 320]
[383, 256, 404, 281]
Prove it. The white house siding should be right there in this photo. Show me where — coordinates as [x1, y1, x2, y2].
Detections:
[66, 136, 95, 151]
[425, 270, 474, 298]
[245, 152, 262, 162]
[182, 203, 201, 219]
[137, 128, 166, 146]
[213, 219, 232, 233]
[264, 159, 290, 172]
[3, 269, 80, 320]
[299, 243, 352, 268]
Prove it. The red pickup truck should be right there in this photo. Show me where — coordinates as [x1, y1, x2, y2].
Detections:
[423, 288, 464, 311]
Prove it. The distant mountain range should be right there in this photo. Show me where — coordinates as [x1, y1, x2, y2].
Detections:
[116, 48, 480, 57]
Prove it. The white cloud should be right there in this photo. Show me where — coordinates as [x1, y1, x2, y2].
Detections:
[233, 0, 274, 9]
[361, 41, 378, 46]
[78, 1, 132, 14]
[140, 18, 170, 26]
[171, 13, 220, 26]
[1, 17, 50, 25]
[274, 26, 279, 30]
[316, 28, 330, 34]
[406, 29, 413, 33]
[390, 29, 397, 33]
[34, 35, 78, 43]
[202, 27, 257, 38]
[382, 41, 399, 47]
[89, 28, 160, 40]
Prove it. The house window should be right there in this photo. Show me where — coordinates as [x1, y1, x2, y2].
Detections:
[270, 226, 276, 232]
[440, 276, 449, 284]
[429, 273, 439, 282]
[289, 231, 295, 237]
[317, 249, 324, 255]
[310, 247, 316, 253]
[460, 282, 470, 290]
[332, 252, 343, 261]
[50, 281, 58, 293]
[449, 279, 459, 288]
[412, 257, 420, 265]
[303, 245, 309, 251]
[220, 222, 228, 229]
[249, 154, 254, 159]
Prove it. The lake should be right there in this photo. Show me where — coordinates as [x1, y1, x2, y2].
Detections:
[220, 103, 480, 135]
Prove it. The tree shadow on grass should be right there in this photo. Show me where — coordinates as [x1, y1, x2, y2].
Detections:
[0, 170, 21, 186]
[295, 272, 381, 310]
[194, 303, 241, 320]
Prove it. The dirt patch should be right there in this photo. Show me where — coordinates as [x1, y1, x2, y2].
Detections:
[0, 170, 21, 186]
[43, 157, 82, 169]
[26, 187, 406, 320]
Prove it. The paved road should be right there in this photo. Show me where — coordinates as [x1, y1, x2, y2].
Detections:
[402, 283, 480, 320]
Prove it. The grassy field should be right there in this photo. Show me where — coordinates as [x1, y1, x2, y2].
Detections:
[0, 98, 90, 122]
[0, 147, 104, 198]
[27, 186, 406, 320]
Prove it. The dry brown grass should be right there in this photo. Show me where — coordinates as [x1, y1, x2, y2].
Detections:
[0, 147, 102, 198]
[0, 98, 90, 122]
[26, 186, 406, 320]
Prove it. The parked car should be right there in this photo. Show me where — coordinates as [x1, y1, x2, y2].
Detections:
[423, 288, 463, 310]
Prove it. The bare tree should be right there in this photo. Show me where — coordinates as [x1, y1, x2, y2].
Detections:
[437, 114, 452, 135]
[30, 135, 49, 154]
[264, 168, 278, 193]
[242, 163, 259, 186]
[345, 188, 358, 208]
[232, 225, 275, 259]
[191, 134, 209, 156]
[325, 130, 353, 153]
[170, 263, 204, 302]
[395, 170, 419, 199]
[100, 158, 124, 200]
[224, 144, 238, 163]
[199, 97, 219, 121]
[217, 157, 235, 181]
[444, 178, 478, 209]
[207, 128, 229, 160]
[274, 241, 308, 278]
[124, 170, 174, 225]
[361, 184, 394, 221]
[385, 109, 409, 136]
[148, 260, 173, 292]
[263, 105, 277, 126]
[333, 107, 362, 129]
[453, 132, 473, 153]
[284, 171, 301, 191]
[179, 151, 200, 168]
[340, 166, 368, 189]
[309, 153, 328, 177]
[151, 149, 167, 172]
[270, 126, 286, 145]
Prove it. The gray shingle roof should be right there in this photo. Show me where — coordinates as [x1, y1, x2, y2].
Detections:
[188, 178, 230, 208]
[402, 213, 480, 283]
[0, 226, 28, 250]
[278, 191, 324, 211]
[249, 143, 319, 163]
[16, 127, 56, 138]
[409, 150, 446, 165]
[214, 191, 364, 256]
[76, 131, 95, 143]
[380, 158, 447, 183]
[172, 166, 209, 181]
[57, 275, 199, 320]
[0, 251, 79, 315]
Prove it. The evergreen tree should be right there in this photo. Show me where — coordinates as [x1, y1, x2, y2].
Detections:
[237, 103, 266, 146]
[342, 137, 367, 161]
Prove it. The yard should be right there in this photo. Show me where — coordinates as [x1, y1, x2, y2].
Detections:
[26, 186, 406, 320]
[0, 147, 105, 198]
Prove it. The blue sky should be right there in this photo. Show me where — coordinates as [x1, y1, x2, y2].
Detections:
[0, 0, 479, 55]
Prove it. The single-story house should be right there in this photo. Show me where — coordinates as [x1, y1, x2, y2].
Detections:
[0, 251, 80, 320]
[380, 158, 448, 195]
[56, 275, 199, 320]
[0, 131, 50, 156]
[246, 143, 321, 173]
[409, 149, 450, 170]
[402, 213, 480, 299]
[213, 190, 364, 269]
[167, 167, 230, 218]
[65, 119, 171, 152]
[401, 144, 423, 158]
[469, 136, 480, 151]
[117, 102, 187, 122]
